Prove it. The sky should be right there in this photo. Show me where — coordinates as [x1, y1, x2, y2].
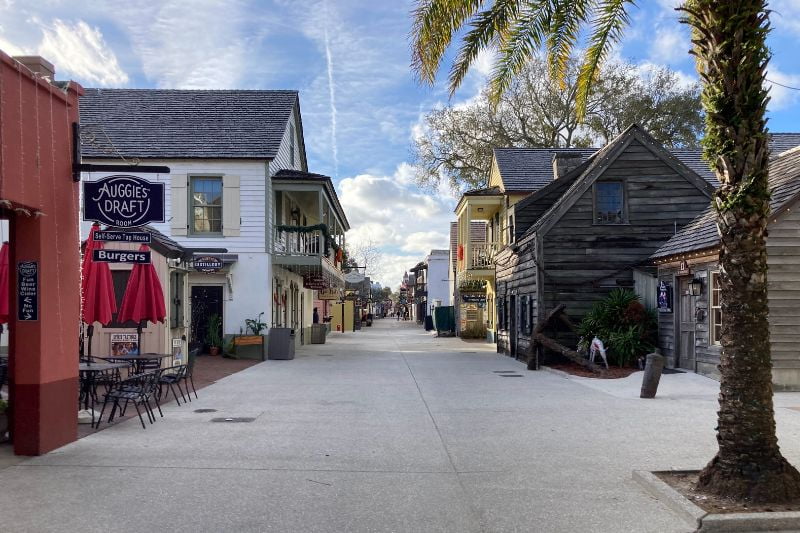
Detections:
[2, 0, 799, 288]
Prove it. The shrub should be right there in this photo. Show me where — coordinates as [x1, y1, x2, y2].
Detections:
[461, 323, 488, 339]
[577, 289, 657, 367]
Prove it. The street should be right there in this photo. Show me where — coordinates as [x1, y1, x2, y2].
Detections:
[4, 319, 800, 532]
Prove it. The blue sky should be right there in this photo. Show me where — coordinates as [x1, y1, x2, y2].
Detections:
[2, 0, 799, 287]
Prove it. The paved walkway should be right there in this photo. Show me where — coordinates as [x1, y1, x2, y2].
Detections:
[4, 319, 800, 532]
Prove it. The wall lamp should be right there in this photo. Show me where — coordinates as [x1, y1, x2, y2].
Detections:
[689, 278, 704, 296]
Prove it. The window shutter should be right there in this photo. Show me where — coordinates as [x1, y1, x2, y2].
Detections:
[222, 174, 241, 237]
[171, 174, 188, 236]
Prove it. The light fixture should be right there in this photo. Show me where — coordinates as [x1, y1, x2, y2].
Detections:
[689, 278, 703, 296]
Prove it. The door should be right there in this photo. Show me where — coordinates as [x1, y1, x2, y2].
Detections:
[677, 277, 696, 370]
[190, 285, 223, 354]
[509, 295, 517, 357]
[300, 295, 305, 345]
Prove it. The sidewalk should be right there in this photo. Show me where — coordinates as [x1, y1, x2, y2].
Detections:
[2, 318, 800, 532]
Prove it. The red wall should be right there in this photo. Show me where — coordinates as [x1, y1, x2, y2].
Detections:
[0, 51, 83, 454]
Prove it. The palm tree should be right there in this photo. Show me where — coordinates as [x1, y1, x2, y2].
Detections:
[412, 0, 800, 503]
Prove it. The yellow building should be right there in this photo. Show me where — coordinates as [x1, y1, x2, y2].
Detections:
[453, 148, 595, 341]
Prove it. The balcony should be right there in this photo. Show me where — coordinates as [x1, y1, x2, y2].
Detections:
[470, 242, 499, 269]
[273, 227, 344, 288]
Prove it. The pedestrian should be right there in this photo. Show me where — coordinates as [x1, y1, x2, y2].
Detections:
[313, 307, 319, 324]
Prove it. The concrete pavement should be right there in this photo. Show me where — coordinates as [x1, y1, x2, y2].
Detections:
[3, 319, 800, 532]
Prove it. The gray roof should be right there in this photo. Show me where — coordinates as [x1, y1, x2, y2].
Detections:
[494, 148, 596, 191]
[494, 134, 800, 192]
[272, 169, 350, 230]
[79, 89, 298, 159]
[652, 146, 800, 260]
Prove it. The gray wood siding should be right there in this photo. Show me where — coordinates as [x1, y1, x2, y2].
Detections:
[268, 110, 304, 251]
[495, 236, 538, 360]
[768, 206, 800, 389]
[542, 139, 712, 325]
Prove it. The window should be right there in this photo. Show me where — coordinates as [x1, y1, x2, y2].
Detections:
[496, 297, 504, 330]
[486, 294, 494, 328]
[595, 181, 625, 224]
[191, 177, 223, 234]
[170, 272, 185, 329]
[710, 271, 722, 345]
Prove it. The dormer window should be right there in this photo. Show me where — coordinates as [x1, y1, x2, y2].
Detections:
[594, 181, 626, 224]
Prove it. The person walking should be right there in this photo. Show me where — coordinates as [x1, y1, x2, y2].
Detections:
[313, 307, 319, 324]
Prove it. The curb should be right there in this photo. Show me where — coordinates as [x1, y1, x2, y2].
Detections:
[540, 366, 572, 379]
[632, 469, 800, 532]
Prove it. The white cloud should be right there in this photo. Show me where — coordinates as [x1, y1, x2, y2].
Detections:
[766, 65, 800, 111]
[37, 19, 128, 86]
[771, 0, 800, 34]
[337, 164, 455, 287]
[648, 25, 688, 64]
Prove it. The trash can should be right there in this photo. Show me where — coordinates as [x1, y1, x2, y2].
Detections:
[268, 328, 295, 360]
[311, 324, 327, 344]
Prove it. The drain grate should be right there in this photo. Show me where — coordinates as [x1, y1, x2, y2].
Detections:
[211, 417, 256, 423]
[493, 371, 516, 373]
[194, 409, 218, 413]
[499, 374, 523, 377]
[317, 354, 334, 357]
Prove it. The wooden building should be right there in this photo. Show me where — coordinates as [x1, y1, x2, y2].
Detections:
[652, 146, 800, 389]
[494, 125, 717, 359]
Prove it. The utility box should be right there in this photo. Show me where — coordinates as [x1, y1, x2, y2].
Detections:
[311, 324, 327, 344]
[268, 328, 295, 360]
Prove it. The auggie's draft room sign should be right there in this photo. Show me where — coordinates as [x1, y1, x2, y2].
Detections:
[194, 256, 224, 273]
[18, 261, 38, 321]
[93, 230, 152, 244]
[83, 175, 165, 227]
[93, 249, 151, 264]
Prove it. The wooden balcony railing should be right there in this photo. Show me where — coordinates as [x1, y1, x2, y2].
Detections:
[470, 242, 499, 269]
[274, 228, 323, 256]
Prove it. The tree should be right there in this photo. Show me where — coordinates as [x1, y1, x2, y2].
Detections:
[347, 238, 383, 278]
[414, 57, 702, 190]
[412, 0, 800, 503]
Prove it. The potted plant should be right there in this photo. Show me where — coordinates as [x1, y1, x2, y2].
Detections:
[233, 312, 267, 360]
[206, 314, 223, 356]
[0, 399, 8, 443]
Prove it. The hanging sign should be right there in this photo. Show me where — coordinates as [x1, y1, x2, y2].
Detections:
[17, 261, 38, 321]
[318, 288, 340, 300]
[93, 230, 152, 244]
[93, 249, 151, 264]
[678, 260, 691, 276]
[303, 275, 327, 290]
[83, 175, 165, 227]
[194, 256, 224, 273]
[657, 281, 673, 313]
[344, 271, 365, 284]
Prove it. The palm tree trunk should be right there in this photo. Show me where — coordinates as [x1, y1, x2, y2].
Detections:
[684, 0, 800, 502]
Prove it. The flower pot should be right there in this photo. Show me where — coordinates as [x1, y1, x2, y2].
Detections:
[209, 346, 221, 356]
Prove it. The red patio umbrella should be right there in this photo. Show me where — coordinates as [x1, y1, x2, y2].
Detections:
[0, 241, 9, 329]
[117, 244, 166, 351]
[81, 224, 117, 358]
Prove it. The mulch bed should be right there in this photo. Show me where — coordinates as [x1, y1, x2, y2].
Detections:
[547, 361, 640, 379]
[656, 470, 800, 514]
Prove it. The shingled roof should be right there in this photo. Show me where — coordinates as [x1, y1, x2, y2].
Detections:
[79, 89, 299, 159]
[651, 146, 800, 261]
[493, 134, 800, 192]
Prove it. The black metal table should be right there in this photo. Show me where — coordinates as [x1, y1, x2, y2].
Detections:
[78, 362, 128, 427]
[98, 353, 173, 373]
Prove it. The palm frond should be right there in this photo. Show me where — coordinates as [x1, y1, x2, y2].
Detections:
[488, 0, 558, 105]
[575, 0, 633, 119]
[547, 0, 593, 85]
[411, 0, 487, 85]
[447, 0, 521, 94]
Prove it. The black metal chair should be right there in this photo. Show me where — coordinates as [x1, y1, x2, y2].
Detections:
[183, 348, 199, 400]
[98, 371, 162, 429]
[158, 364, 187, 405]
[134, 355, 163, 375]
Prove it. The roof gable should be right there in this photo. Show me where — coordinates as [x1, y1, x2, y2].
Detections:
[79, 89, 299, 160]
[524, 124, 715, 239]
[493, 147, 596, 192]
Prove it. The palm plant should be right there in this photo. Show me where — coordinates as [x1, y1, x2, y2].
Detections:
[412, 0, 800, 502]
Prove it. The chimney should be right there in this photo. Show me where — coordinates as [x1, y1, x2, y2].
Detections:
[552, 152, 583, 180]
[13, 56, 55, 82]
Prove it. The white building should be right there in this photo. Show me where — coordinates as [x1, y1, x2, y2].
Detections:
[426, 249, 451, 310]
[79, 89, 348, 354]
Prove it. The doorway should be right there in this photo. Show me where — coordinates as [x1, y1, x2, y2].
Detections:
[509, 294, 517, 358]
[190, 285, 223, 353]
[677, 277, 696, 371]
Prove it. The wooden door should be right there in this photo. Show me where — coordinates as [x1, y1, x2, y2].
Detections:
[677, 277, 696, 371]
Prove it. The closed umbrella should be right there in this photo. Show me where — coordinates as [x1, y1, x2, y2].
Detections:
[0, 241, 9, 329]
[117, 244, 166, 351]
[81, 223, 117, 359]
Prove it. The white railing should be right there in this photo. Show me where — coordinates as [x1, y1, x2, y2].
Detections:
[470, 242, 499, 269]
[274, 228, 322, 256]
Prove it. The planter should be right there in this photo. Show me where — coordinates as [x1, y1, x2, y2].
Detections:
[232, 335, 265, 360]
[209, 346, 221, 356]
